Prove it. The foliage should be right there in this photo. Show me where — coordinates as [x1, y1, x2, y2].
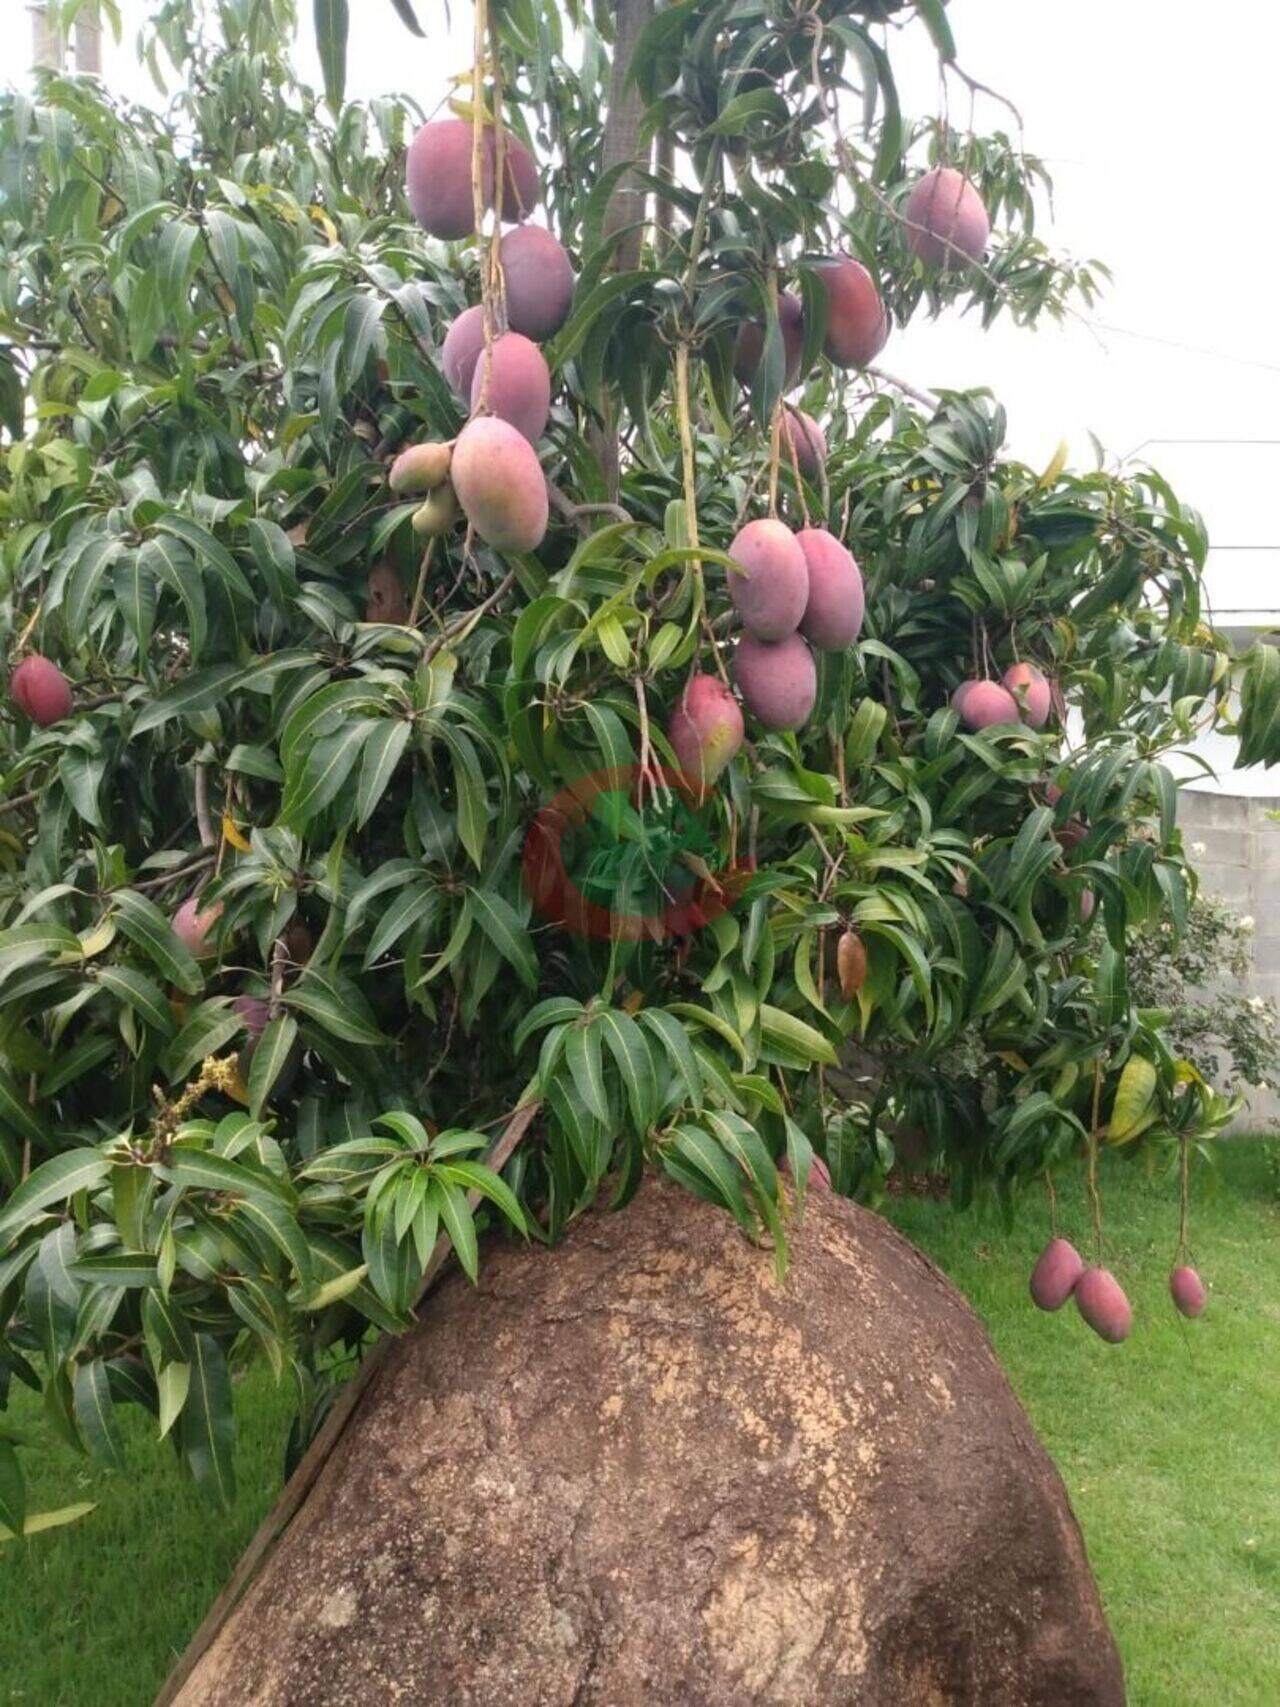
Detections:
[1128, 891, 1280, 1102]
[0, 0, 1277, 1520]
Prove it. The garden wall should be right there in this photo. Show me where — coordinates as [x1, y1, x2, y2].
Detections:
[1180, 789, 1280, 1129]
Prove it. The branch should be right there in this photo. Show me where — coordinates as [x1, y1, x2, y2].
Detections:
[866, 365, 940, 411]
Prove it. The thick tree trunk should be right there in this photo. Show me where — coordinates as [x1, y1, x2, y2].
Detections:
[166, 1180, 1125, 1706]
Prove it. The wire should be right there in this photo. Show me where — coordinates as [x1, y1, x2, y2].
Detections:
[1094, 320, 1280, 377]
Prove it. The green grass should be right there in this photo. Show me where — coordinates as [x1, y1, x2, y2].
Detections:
[884, 1140, 1280, 1707]
[1, 1142, 1277, 1706]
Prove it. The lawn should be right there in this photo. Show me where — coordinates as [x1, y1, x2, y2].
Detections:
[2, 1141, 1277, 1706]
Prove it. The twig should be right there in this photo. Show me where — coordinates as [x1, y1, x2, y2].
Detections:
[421, 571, 516, 663]
[866, 366, 940, 411]
[194, 763, 216, 851]
[0, 789, 39, 817]
[130, 854, 215, 896]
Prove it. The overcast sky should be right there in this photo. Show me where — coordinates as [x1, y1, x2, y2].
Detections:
[55, 1, 1280, 783]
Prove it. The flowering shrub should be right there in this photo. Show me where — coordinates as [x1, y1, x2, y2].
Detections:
[1128, 892, 1280, 1103]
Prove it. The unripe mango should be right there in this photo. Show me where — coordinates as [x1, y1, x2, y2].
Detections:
[10, 653, 73, 726]
[1079, 888, 1096, 924]
[815, 255, 889, 369]
[405, 119, 538, 240]
[173, 895, 223, 959]
[450, 417, 548, 553]
[797, 528, 864, 651]
[366, 564, 409, 625]
[500, 224, 575, 342]
[1075, 1266, 1132, 1343]
[412, 483, 461, 538]
[956, 679, 1019, 731]
[1002, 660, 1052, 728]
[734, 291, 804, 388]
[1029, 1237, 1084, 1311]
[836, 929, 867, 998]
[470, 331, 551, 445]
[905, 167, 990, 269]
[727, 518, 809, 641]
[1169, 1265, 1207, 1318]
[667, 674, 744, 787]
[442, 305, 487, 399]
[389, 441, 452, 496]
[734, 631, 817, 732]
[781, 408, 826, 482]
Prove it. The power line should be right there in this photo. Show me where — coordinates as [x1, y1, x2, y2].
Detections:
[1093, 320, 1280, 377]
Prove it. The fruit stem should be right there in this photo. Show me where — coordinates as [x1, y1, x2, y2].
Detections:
[673, 341, 729, 689]
[469, 0, 501, 416]
[1043, 1168, 1058, 1238]
[1087, 1057, 1104, 1264]
[408, 537, 436, 628]
[1177, 1134, 1190, 1263]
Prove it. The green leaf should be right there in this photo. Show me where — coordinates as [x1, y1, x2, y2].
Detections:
[159, 1145, 293, 1207]
[314, 0, 350, 112]
[915, 0, 957, 62]
[73, 1361, 126, 1471]
[433, 1158, 526, 1234]
[160, 1001, 242, 1083]
[0, 1150, 108, 1247]
[157, 1362, 190, 1440]
[597, 1008, 658, 1134]
[0, 1502, 96, 1544]
[0, 922, 81, 983]
[356, 719, 411, 827]
[285, 969, 386, 1046]
[280, 718, 375, 828]
[758, 1005, 837, 1067]
[467, 889, 537, 990]
[95, 965, 176, 1036]
[637, 1008, 703, 1110]
[142, 1289, 192, 1365]
[388, 0, 424, 32]
[132, 664, 245, 736]
[666, 1002, 748, 1067]
[179, 1335, 236, 1507]
[63, 536, 122, 643]
[0, 1441, 25, 1537]
[247, 1015, 298, 1117]
[435, 1181, 479, 1284]
[231, 1196, 312, 1288]
[0, 1065, 54, 1153]
[565, 1021, 609, 1123]
[114, 549, 159, 652]
[513, 996, 584, 1055]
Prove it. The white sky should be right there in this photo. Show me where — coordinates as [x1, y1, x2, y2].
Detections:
[32, 0, 1280, 785]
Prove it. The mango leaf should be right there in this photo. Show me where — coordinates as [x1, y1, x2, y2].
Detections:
[1108, 1054, 1158, 1144]
[179, 1335, 236, 1507]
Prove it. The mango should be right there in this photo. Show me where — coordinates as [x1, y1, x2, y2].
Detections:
[815, 255, 889, 369]
[1029, 1237, 1084, 1311]
[1169, 1265, 1207, 1318]
[450, 417, 548, 552]
[442, 305, 486, 399]
[727, 518, 809, 641]
[389, 441, 452, 496]
[470, 331, 551, 445]
[734, 291, 804, 388]
[797, 528, 863, 651]
[412, 483, 461, 537]
[781, 408, 826, 482]
[500, 224, 575, 342]
[836, 929, 867, 998]
[366, 564, 409, 624]
[955, 679, 1019, 731]
[173, 894, 223, 958]
[734, 631, 817, 732]
[1075, 1265, 1132, 1343]
[667, 673, 744, 787]
[10, 653, 73, 726]
[1002, 660, 1051, 727]
[905, 166, 990, 269]
[406, 119, 538, 240]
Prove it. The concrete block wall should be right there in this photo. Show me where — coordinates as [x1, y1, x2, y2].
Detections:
[1178, 790, 1280, 1129]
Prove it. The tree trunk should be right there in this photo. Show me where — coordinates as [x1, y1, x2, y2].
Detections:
[164, 1180, 1125, 1706]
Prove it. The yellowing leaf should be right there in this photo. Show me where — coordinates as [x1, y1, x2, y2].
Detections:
[78, 917, 117, 959]
[1107, 1053, 1158, 1143]
[308, 207, 338, 244]
[221, 814, 253, 853]
[1038, 438, 1069, 488]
